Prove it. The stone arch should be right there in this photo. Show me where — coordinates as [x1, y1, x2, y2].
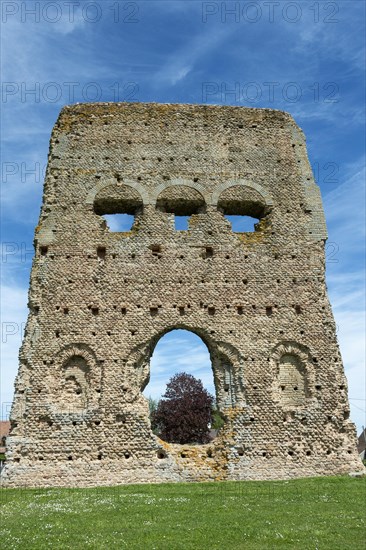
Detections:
[211, 179, 273, 209]
[156, 185, 206, 216]
[153, 178, 208, 212]
[61, 356, 90, 412]
[47, 344, 101, 414]
[215, 340, 246, 409]
[217, 185, 270, 220]
[93, 184, 143, 216]
[123, 326, 246, 413]
[86, 178, 150, 207]
[271, 341, 312, 409]
[57, 343, 99, 368]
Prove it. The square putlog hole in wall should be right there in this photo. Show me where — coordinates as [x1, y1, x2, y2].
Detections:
[97, 246, 106, 260]
[150, 245, 162, 258]
[203, 246, 213, 259]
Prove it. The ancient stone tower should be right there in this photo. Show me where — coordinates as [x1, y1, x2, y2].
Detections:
[2, 103, 362, 487]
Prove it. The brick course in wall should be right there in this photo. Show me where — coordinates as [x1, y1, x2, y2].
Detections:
[1, 102, 363, 487]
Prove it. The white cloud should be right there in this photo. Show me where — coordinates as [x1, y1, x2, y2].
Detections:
[152, 24, 237, 86]
[170, 66, 192, 85]
[103, 214, 135, 232]
[52, 8, 86, 36]
[297, 3, 365, 73]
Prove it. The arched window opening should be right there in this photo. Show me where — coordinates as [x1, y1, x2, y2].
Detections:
[217, 185, 268, 233]
[94, 184, 143, 233]
[143, 329, 223, 444]
[60, 355, 90, 413]
[102, 214, 134, 231]
[156, 185, 206, 231]
[225, 215, 259, 232]
[174, 216, 190, 230]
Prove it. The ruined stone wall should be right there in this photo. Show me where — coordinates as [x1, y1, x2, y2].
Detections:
[2, 102, 363, 487]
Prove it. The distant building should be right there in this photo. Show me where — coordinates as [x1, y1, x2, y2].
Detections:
[0, 421, 10, 453]
[0, 421, 10, 471]
[357, 428, 366, 460]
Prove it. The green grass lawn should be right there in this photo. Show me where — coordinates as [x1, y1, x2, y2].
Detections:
[1, 476, 365, 549]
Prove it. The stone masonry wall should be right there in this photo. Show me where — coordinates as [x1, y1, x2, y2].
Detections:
[1, 102, 363, 487]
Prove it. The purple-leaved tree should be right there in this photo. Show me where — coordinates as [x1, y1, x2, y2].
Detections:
[153, 372, 214, 444]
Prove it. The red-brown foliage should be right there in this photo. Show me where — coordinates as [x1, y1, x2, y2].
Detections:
[153, 372, 214, 444]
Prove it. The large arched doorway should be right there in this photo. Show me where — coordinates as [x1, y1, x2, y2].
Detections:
[143, 329, 214, 399]
[143, 329, 222, 444]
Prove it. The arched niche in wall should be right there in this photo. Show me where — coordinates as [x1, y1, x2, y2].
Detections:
[271, 342, 312, 409]
[61, 355, 90, 412]
[47, 344, 101, 415]
[278, 354, 308, 407]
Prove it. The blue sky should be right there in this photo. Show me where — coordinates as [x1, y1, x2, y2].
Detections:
[1, 0, 365, 432]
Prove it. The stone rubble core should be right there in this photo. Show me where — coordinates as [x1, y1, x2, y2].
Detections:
[2, 102, 364, 488]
